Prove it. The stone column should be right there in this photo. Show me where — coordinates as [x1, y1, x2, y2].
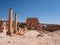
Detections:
[14, 13, 18, 34]
[7, 8, 13, 36]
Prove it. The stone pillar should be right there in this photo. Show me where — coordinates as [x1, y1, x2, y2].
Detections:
[14, 13, 18, 34]
[7, 8, 13, 36]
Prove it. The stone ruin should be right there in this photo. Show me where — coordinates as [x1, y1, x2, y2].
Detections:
[6, 8, 29, 35]
[41, 24, 60, 32]
[6, 8, 13, 35]
[1, 8, 60, 36]
[26, 18, 41, 30]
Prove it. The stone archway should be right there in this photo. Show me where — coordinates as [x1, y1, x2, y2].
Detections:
[26, 18, 41, 30]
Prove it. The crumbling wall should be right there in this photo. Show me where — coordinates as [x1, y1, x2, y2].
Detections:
[26, 18, 41, 30]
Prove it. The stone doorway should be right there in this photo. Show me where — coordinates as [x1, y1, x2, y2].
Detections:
[30, 23, 35, 30]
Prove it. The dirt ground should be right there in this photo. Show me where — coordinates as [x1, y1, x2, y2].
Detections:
[0, 30, 60, 45]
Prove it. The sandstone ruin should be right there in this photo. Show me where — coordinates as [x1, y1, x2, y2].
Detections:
[6, 8, 13, 35]
[0, 8, 60, 36]
[14, 13, 18, 34]
[0, 8, 60, 45]
[26, 18, 41, 30]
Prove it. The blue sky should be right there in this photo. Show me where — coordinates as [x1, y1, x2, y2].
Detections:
[0, 0, 60, 24]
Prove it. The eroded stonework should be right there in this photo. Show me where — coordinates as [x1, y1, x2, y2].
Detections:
[26, 18, 41, 30]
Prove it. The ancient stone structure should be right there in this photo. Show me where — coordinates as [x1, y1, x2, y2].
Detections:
[1, 8, 60, 35]
[7, 8, 13, 35]
[26, 18, 41, 30]
[14, 13, 18, 34]
[0, 20, 7, 32]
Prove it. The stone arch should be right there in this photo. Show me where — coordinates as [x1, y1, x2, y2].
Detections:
[26, 18, 41, 30]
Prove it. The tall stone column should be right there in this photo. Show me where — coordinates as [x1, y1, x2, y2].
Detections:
[7, 8, 13, 36]
[14, 13, 18, 34]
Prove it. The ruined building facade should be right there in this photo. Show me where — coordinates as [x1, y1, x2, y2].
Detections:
[26, 18, 41, 30]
